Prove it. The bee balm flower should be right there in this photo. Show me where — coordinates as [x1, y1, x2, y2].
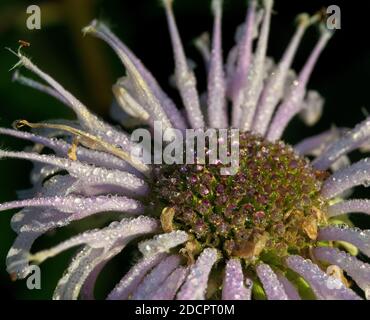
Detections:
[1, 0, 369, 300]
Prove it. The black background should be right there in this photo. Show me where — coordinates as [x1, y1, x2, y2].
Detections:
[0, 0, 369, 299]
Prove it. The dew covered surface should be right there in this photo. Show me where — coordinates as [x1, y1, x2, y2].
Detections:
[151, 131, 329, 261]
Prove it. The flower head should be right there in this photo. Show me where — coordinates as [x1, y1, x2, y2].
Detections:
[1, 0, 370, 300]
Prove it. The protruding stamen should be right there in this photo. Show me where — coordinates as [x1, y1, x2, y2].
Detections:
[13, 120, 150, 174]
[7, 48, 133, 151]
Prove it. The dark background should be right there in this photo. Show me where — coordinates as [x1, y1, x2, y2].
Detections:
[0, 0, 369, 299]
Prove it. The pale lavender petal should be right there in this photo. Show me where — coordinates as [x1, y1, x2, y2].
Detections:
[0, 195, 144, 217]
[83, 20, 186, 130]
[29, 216, 159, 264]
[313, 247, 370, 298]
[276, 274, 301, 300]
[294, 127, 345, 156]
[313, 116, 370, 170]
[162, 0, 205, 129]
[230, 0, 256, 127]
[222, 259, 252, 300]
[194, 32, 211, 72]
[13, 70, 69, 105]
[149, 267, 188, 300]
[138, 231, 189, 257]
[256, 263, 288, 300]
[207, 0, 227, 129]
[80, 259, 107, 300]
[286, 255, 361, 300]
[298, 90, 324, 126]
[10, 50, 133, 151]
[176, 248, 219, 300]
[267, 27, 332, 141]
[6, 230, 40, 279]
[320, 158, 370, 199]
[53, 246, 104, 300]
[252, 14, 310, 135]
[327, 199, 370, 218]
[54, 216, 158, 300]
[318, 226, 370, 257]
[0, 150, 148, 196]
[0, 127, 135, 173]
[107, 253, 166, 300]
[112, 82, 150, 123]
[131, 255, 181, 300]
[176, 248, 218, 300]
[240, 0, 273, 131]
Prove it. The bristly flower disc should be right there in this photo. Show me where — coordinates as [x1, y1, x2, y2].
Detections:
[152, 131, 328, 262]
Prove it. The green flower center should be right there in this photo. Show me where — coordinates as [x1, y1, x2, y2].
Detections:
[150, 131, 328, 262]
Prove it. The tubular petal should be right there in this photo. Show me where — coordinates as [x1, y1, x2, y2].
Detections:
[149, 267, 188, 300]
[207, 0, 227, 129]
[230, 0, 256, 127]
[294, 127, 345, 156]
[138, 231, 188, 257]
[222, 259, 252, 300]
[286, 255, 361, 300]
[53, 246, 104, 300]
[107, 253, 166, 300]
[10, 50, 133, 152]
[240, 0, 273, 131]
[298, 90, 324, 127]
[83, 20, 185, 130]
[131, 255, 181, 300]
[256, 263, 289, 300]
[276, 274, 301, 300]
[0, 150, 148, 196]
[313, 247, 370, 298]
[318, 226, 370, 257]
[162, 0, 205, 129]
[176, 248, 219, 300]
[0, 127, 135, 173]
[30, 217, 159, 264]
[252, 13, 310, 135]
[267, 27, 332, 141]
[327, 199, 370, 218]
[313, 116, 370, 170]
[320, 158, 370, 199]
[0, 195, 144, 217]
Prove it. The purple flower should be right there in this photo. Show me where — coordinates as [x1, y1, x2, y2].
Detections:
[0, 0, 369, 300]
